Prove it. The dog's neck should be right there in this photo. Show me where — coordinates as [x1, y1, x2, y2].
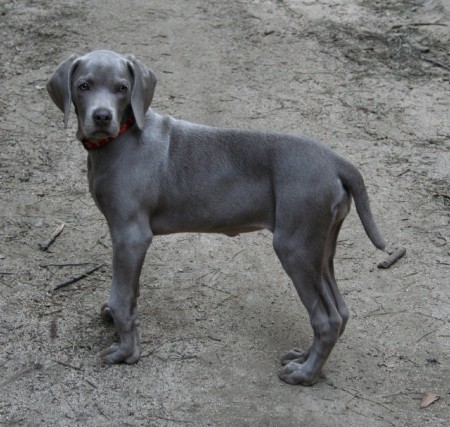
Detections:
[81, 114, 136, 151]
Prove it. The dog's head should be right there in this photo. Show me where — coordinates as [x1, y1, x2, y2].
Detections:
[47, 50, 157, 141]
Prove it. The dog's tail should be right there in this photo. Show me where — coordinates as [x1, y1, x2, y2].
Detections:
[338, 160, 386, 250]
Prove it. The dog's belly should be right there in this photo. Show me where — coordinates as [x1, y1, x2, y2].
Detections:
[149, 198, 273, 236]
[152, 222, 267, 237]
[150, 210, 272, 236]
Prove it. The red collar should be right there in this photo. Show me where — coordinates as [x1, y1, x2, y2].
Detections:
[81, 115, 135, 150]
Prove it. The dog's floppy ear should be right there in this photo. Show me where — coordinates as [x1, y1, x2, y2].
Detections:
[126, 55, 157, 131]
[47, 54, 80, 128]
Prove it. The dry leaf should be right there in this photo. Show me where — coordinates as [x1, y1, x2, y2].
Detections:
[420, 392, 440, 408]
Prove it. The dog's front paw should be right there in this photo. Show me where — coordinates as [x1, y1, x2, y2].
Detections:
[278, 362, 317, 386]
[102, 342, 141, 365]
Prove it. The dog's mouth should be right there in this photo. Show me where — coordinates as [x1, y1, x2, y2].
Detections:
[89, 129, 118, 140]
[80, 123, 120, 141]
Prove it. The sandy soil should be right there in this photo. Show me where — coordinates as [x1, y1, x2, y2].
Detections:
[1, 0, 449, 426]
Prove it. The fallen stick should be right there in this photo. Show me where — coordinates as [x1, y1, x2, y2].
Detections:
[40, 262, 92, 268]
[54, 263, 104, 290]
[421, 57, 450, 72]
[38, 223, 65, 251]
[51, 359, 83, 371]
[377, 247, 406, 269]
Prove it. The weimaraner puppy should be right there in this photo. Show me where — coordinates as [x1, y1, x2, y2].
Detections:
[47, 50, 385, 386]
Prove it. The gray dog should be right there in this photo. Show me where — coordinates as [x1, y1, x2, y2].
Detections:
[47, 50, 385, 385]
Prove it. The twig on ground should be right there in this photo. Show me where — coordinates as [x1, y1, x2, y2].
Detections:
[201, 282, 234, 295]
[433, 192, 450, 200]
[231, 248, 245, 260]
[391, 22, 448, 30]
[377, 247, 406, 269]
[363, 309, 407, 318]
[399, 354, 420, 367]
[215, 294, 237, 309]
[416, 330, 437, 343]
[38, 223, 65, 251]
[85, 379, 97, 389]
[51, 359, 83, 371]
[421, 57, 450, 72]
[53, 263, 104, 290]
[40, 262, 92, 268]
[328, 382, 393, 412]
[395, 168, 410, 177]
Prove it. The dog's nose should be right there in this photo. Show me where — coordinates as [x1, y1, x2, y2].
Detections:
[93, 109, 112, 125]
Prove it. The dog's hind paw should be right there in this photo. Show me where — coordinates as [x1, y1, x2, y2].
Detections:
[278, 362, 317, 386]
[280, 348, 310, 366]
[102, 342, 141, 365]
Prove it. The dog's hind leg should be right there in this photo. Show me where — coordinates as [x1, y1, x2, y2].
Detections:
[274, 196, 350, 385]
[324, 218, 350, 338]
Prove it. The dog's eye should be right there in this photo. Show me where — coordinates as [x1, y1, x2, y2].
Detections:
[78, 83, 89, 91]
[119, 84, 128, 92]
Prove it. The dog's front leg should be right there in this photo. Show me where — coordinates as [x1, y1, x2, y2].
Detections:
[101, 218, 152, 364]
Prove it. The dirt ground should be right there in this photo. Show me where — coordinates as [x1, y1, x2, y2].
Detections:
[0, 0, 449, 425]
